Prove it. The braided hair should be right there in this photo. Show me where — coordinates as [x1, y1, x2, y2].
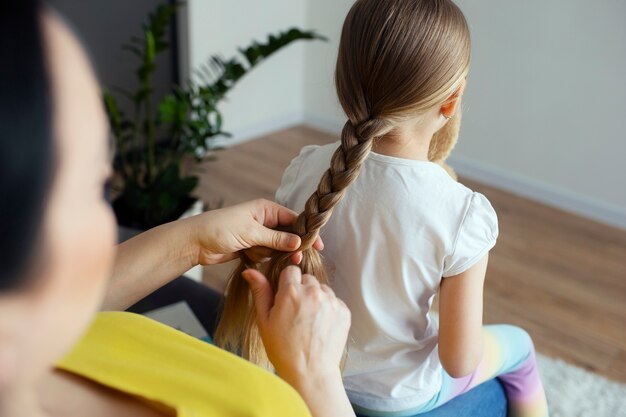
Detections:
[215, 0, 471, 368]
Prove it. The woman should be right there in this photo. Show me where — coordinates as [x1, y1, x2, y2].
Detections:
[0, 2, 352, 416]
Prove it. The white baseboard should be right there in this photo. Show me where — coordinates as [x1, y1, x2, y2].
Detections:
[448, 155, 626, 230]
[303, 114, 626, 230]
[213, 112, 305, 148]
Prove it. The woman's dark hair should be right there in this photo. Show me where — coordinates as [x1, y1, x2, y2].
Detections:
[0, 0, 54, 290]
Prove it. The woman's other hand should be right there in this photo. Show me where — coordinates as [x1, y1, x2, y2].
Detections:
[188, 199, 323, 266]
[242, 265, 355, 417]
[243, 267, 351, 382]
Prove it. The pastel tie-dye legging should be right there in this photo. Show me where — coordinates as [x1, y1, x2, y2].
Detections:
[353, 324, 549, 417]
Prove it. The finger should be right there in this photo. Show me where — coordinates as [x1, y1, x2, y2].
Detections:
[251, 222, 301, 252]
[277, 265, 303, 293]
[241, 269, 274, 325]
[290, 235, 323, 264]
[301, 273, 320, 287]
[290, 251, 304, 265]
[313, 236, 324, 251]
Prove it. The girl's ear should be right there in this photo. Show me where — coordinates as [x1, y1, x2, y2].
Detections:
[440, 78, 467, 118]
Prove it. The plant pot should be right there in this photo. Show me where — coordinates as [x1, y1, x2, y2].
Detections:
[117, 199, 205, 282]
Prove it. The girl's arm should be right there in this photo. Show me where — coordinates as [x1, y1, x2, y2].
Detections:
[438, 253, 489, 377]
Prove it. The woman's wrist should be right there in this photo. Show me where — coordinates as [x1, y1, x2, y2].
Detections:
[298, 371, 345, 400]
[284, 367, 355, 417]
[174, 215, 204, 268]
[281, 365, 341, 393]
[140, 217, 202, 274]
[103, 218, 201, 311]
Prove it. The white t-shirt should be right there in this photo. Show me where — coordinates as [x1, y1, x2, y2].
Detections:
[275, 142, 499, 412]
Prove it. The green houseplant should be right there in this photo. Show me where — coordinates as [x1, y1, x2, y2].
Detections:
[104, 3, 325, 230]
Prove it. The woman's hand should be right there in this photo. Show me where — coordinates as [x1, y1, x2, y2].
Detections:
[242, 266, 355, 417]
[103, 200, 322, 311]
[187, 199, 323, 266]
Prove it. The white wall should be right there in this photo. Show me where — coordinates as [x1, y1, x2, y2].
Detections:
[182, 0, 308, 143]
[450, 0, 626, 227]
[182, 1, 626, 229]
[302, 0, 352, 130]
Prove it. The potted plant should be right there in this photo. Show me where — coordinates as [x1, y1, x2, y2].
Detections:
[104, 3, 325, 237]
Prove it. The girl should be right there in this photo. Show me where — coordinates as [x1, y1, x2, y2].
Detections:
[217, 0, 549, 416]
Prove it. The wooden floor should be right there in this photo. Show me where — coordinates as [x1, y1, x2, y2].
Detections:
[197, 125, 626, 383]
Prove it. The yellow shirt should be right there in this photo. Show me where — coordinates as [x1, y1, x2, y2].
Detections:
[56, 311, 311, 417]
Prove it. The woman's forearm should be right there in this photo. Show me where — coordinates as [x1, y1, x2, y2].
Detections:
[101, 218, 198, 311]
[101, 200, 309, 311]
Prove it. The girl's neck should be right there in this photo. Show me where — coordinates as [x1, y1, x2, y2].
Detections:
[372, 129, 433, 161]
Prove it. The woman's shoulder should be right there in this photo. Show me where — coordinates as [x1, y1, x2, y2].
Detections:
[56, 311, 311, 417]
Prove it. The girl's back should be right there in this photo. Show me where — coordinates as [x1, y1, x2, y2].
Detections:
[216, 0, 549, 415]
[276, 141, 498, 409]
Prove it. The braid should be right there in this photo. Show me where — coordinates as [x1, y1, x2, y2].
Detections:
[295, 118, 391, 249]
[214, 117, 392, 369]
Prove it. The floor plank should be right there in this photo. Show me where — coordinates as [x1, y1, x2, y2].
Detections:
[198, 124, 626, 383]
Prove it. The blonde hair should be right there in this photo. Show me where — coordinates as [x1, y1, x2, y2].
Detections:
[215, 0, 471, 369]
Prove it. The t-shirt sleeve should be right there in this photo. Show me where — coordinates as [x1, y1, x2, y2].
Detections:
[442, 192, 499, 277]
[275, 145, 318, 207]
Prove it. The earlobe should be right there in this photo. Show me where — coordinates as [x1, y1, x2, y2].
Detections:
[440, 100, 457, 119]
[440, 80, 466, 119]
